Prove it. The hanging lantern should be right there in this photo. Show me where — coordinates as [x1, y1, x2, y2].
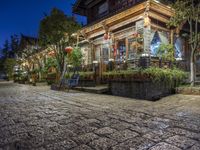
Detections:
[144, 16, 150, 27]
[48, 51, 55, 56]
[133, 32, 138, 38]
[65, 46, 73, 53]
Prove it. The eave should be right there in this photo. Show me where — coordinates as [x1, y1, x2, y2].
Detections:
[79, 0, 174, 39]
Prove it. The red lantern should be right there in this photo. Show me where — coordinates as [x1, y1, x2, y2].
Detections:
[65, 46, 73, 53]
[112, 44, 117, 58]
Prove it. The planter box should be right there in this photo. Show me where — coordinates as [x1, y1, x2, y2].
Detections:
[79, 79, 96, 87]
[109, 79, 175, 101]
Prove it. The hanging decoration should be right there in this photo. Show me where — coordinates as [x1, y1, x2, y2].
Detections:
[144, 16, 150, 27]
[48, 51, 55, 56]
[64, 46, 73, 53]
[112, 44, 117, 58]
[104, 32, 111, 40]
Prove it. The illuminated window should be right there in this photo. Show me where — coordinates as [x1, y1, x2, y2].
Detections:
[174, 37, 183, 59]
[150, 31, 161, 56]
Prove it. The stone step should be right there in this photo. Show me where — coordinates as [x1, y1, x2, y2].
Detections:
[74, 85, 109, 94]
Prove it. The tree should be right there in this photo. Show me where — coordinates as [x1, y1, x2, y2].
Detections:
[168, 0, 200, 86]
[4, 58, 16, 79]
[157, 44, 175, 63]
[10, 35, 20, 58]
[2, 40, 10, 58]
[68, 47, 83, 72]
[39, 8, 81, 84]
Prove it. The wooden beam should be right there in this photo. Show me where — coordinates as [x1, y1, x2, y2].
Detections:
[81, 1, 146, 34]
[151, 23, 170, 32]
[150, 1, 174, 17]
[149, 11, 169, 23]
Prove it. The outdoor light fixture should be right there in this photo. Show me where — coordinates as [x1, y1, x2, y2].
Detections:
[71, 33, 77, 37]
[141, 53, 150, 57]
[67, 65, 73, 68]
[109, 58, 114, 62]
[93, 60, 98, 64]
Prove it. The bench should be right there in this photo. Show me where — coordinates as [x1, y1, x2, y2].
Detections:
[67, 74, 80, 91]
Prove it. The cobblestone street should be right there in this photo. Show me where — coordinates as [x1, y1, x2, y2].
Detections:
[0, 81, 200, 150]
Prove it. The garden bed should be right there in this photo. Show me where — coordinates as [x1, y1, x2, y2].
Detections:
[103, 67, 186, 101]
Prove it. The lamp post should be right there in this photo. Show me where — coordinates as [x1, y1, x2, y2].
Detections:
[93, 60, 99, 85]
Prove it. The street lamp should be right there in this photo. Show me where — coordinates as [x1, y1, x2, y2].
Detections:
[93, 60, 99, 84]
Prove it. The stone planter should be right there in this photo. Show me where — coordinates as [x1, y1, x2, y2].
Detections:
[109, 79, 176, 101]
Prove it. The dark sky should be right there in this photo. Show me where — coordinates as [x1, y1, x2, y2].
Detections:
[0, 0, 86, 48]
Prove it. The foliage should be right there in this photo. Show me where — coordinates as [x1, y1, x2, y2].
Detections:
[102, 67, 187, 84]
[167, 0, 200, 86]
[30, 68, 40, 74]
[2, 40, 10, 58]
[79, 71, 94, 80]
[42, 57, 58, 74]
[4, 58, 16, 79]
[10, 35, 20, 57]
[1, 35, 20, 59]
[39, 8, 81, 79]
[157, 44, 175, 62]
[68, 47, 83, 68]
[143, 67, 187, 84]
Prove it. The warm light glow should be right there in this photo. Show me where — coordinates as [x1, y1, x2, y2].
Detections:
[144, 17, 150, 27]
[48, 51, 55, 56]
[65, 46, 73, 53]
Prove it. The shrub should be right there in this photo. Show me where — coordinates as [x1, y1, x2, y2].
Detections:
[46, 72, 57, 85]
[102, 67, 187, 85]
[79, 71, 94, 80]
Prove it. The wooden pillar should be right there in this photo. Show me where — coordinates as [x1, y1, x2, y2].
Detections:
[170, 29, 174, 44]
[125, 38, 129, 60]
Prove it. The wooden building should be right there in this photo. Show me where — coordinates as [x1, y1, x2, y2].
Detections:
[18, 35, 48, 73]
[73, 0, 194, 74]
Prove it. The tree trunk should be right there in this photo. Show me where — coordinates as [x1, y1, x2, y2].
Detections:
[39, 71, 42, 81]
[190, 50, 195, 86]
[59, 57, 67, 88]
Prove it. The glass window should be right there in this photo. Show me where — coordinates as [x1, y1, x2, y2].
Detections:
[150, 31, 161, 56]
[98, 2, 108, 15]
[128, 33, 144, 59]
[117, 40, 126, 61]
[174, 37, 183, 59]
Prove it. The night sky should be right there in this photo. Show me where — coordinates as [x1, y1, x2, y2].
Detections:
[0, 0, 86, 48]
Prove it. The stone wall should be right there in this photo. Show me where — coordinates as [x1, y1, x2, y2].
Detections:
[109, 80, 175, 100]
[176, 86, 200, 95]
[79, 79, 96, 87]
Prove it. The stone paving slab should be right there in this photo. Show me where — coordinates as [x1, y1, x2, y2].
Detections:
[0, 82, 200, 150]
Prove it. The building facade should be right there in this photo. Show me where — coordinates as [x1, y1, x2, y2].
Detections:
[73, 0, 194, 74]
